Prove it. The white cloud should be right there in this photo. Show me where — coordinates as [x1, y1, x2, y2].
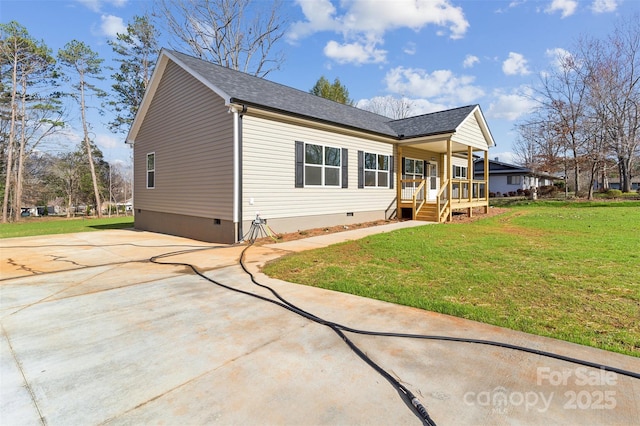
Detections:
[487, 86, 537, 121]
[591, 0, 618, 13]
[545, 0, 578, 18]
[323, 40, 387, 64]
[403, 42, 417, 55]
[96, 133, 121, 150]
[502, 52, 530, 76]
[288, 0, 340, 42]
[407, 98, 450, 115]
[76, 0, 127, 12]
[545, 47, 574, 70]
[356, 95, 447, 118]
[463, 54, 480, 68]
[289, 0, 469, 62]
[100, 14, 126, 38]
[384, 66, 484, 105]
[495, 0, 526, 14]
[491, 151, 518, 164]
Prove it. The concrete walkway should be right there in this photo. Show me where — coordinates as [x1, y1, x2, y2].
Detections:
[1, 224, 639, 425]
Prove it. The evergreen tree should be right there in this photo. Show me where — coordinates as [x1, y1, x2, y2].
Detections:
[58, 40, 105, 217]
[107, 14, 159, 133]
[310, 76, 353, 105]
[0, 21, 63, 222]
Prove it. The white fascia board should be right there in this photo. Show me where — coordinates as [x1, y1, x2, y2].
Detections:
[455, 104, 496, 149]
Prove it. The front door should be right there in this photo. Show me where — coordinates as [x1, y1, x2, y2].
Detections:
[427, 162, 440, 201]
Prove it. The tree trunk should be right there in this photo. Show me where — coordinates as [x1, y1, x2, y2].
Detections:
[2, 54, 19, 223]
[572, 149, 580, 195]
[620, 156, 632, 192]
[79, 76, 102, 217]
[587, 161, 598, 200]
[13, 77, 28, 222]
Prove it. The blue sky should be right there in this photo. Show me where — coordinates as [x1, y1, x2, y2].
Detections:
[2, 0, 637, 166]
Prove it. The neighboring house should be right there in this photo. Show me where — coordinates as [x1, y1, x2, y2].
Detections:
[605, 179, 640, 191]
[473, 158, 557, 195]
[127, 49, 496, 243]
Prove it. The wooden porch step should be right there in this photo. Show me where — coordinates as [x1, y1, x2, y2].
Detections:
[415, 204, 439, 222]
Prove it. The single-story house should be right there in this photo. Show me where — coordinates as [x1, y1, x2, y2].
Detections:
[126, 49, 496, 243]
[605, 179, 640, 191]
[473, 158, 557, 195]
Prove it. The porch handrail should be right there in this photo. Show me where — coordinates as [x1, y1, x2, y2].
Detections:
[412, 180, 426, 219]
[436, 178, 450, 222]
[450, 178, 488, 203]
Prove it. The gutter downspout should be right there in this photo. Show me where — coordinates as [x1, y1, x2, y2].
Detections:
[231, 104, 246, 242]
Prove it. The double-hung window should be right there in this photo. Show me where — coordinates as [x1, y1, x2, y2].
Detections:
[364, 152, 389, 187]
[404, 158, 424, 183]
[452, 165, 467, 179]
[507, 175, 522, 185]
[146, 153, 155, 189]
[304, 143, 341, 186]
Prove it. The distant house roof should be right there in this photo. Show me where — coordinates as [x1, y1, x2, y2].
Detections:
[128, 49, 496, 147]
[474, 158, 558, 180]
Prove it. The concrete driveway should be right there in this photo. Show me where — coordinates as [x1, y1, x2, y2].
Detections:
[1, 226, 639, 425]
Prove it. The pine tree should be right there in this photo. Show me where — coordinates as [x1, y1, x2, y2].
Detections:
[310, 76, 353, 105]
[58, 40, 106, 217]
[107, 14, 159, 134]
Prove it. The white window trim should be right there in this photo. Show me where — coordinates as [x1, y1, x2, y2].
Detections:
[507, 175, 522, 185]
[146, 152, 155, 189]
[304, 143, 341, 187]
[453, 165, 468, 179]
[364, 152, 390, 188]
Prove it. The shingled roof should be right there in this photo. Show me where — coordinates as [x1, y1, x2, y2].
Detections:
[140, 49, 484, 141]
[386, 105, 478, 139]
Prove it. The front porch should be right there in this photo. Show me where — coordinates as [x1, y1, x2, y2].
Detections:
[396, 144, 490, 223]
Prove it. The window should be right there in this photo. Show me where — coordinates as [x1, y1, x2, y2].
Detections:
[364, 152, 389, 187]
[403, 158, 424, 187]
[304, 143, 341, 186]
[146, 153, 155, 189]
[507, 175, 522, 185]
[453, 165, 467, 179]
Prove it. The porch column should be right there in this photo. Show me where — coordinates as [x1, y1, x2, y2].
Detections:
[447, 139, 453, 222]
[396, 146, 402, 219]
[467, 146, 473, 218]
[484, 150, 489, 214]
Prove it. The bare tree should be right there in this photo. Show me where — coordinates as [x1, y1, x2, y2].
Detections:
[538, 50, 591, 194]
[582, 16, 640, 193]
[156, 0, 287, 77]
[358, 95, 415, 119]
[49, 151, 81, 217]
[58, 40, 106, 217]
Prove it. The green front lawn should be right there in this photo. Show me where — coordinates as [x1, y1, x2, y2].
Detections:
[0, 216, 134, 239]
[263, 201, 640, 356]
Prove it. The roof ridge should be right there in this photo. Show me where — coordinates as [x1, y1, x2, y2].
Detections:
[386, 104, 477, 124]
[166, 48, 392, 120]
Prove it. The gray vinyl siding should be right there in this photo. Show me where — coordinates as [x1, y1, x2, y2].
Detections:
[241, 115, 396, 222]
[134, 61, 234, 219]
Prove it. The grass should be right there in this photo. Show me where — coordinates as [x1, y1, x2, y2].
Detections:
[0, 216, 134, 239]
[263, 201, 640, 357]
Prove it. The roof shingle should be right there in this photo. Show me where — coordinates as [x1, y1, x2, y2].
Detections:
[167, 49, 479, 140]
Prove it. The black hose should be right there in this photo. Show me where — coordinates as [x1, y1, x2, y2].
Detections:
[150, 238, 640, 425]
[151, 244, 437, 424]
[238, 244, 640, 381]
